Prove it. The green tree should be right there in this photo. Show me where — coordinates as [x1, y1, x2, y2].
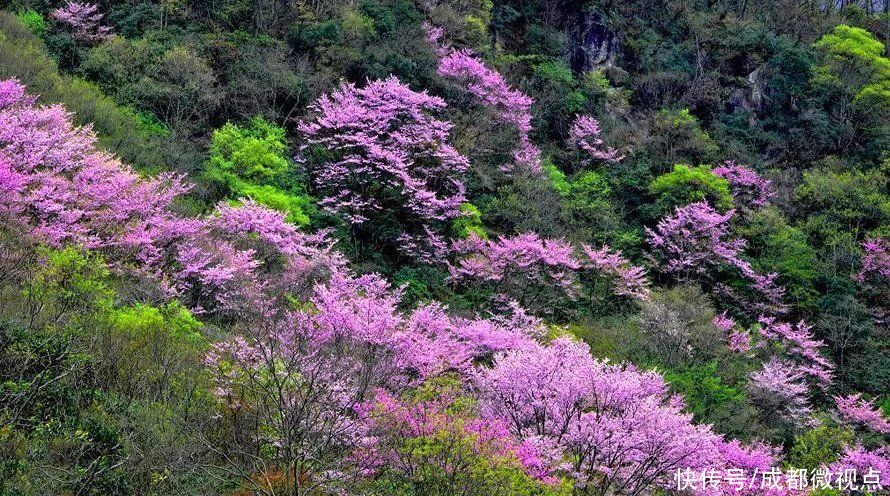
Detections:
[647, 164, 733, 218]
[664, 361, 759, 438]
[366, 378, 569, 496]
[787, 424, 855, 471]
[452, 202, 487, 239]
[813, 26, 890, 157]
[205, 116, 314, 225]
[15, 9, 46, 38]
[795, 166, 889, 246]
[739, 207, 819, 310]
[647, 109, 720, 169]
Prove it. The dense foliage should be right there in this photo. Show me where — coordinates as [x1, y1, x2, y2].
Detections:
[0, 0, 888, 494]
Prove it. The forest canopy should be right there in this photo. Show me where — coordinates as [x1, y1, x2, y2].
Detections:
[0, 0, 888, 495]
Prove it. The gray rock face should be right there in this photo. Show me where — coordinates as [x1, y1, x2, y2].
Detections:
[569, 10, 618, 73]
[728, 67, 766, 125]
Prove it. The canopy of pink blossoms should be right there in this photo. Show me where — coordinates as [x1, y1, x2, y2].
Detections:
[476, 337, 791, 495]
[757, 316, 834, 386]
[426, 23, 542, 174]
[354, 388, 557, 483]
[450, 232, 649, 315]
[299, 76, 468, 261]
[712, 161, 773, 208]
[713, 313, 754, 353]
[646, 201, 786, 314]
[568, 114, 624, 165]
[827, 445, 890, 491]
[0, 78, 341, 315]
[51, 1, 112, 42]
[835, 394, 890, 434]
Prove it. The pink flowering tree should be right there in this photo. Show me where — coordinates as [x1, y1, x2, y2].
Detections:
[712, 161, 773, 209]
[834, 394, 890, 434]
[580, 243, 650, 307]
[713, 313, 754, 353]
[717, 313, 833, 426]
[0, 79, 342, 317]
[826, 445, 890, 492]
[51, 1, 112, 43]
[698, 440, 810, 496]
[567, 115, 623, 166]
[712, 313, 834, 425]
[204, 271, 549, 492]
[426, 23, 542, 174]
[646, 202, 748, 281]
[449, 233, 648, 318]
[477, 337, 732, 495]
[857, 237, 889, 324]
[0, 79, 187, 251]
[449, 233, 580, 316]
[756, 316, 834, 387]
[646, 201, 786, 315]
[196, 247, 786, 496]
[353, 381, 559, 492]
[747, 358, 814, 429]
[299, 77, 468, 262]
[162, 200, 343, 315]
[204, 272, 411, 494]
[859, 237, 890, 285]
[204, 315, 376, 493]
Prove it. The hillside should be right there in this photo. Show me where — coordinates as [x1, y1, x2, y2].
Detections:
[0, 0, 888, 494]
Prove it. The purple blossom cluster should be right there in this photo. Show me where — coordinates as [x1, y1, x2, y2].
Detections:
[857, 237, 889, 324]
[567, 114, 624, 165]
[51, 1, 112, 42]
[450, 233, 649, 315]
[646, 201, 786, 314]
[426, 23, 542, 174]
[299, 76, 468, 261]
[859, 237, 890, 283]
[715, 312, 834, 418]
[712, 161, 773, 208]
[713, 313, 754, 353]
[827, 445, 890, 490]
[477, 338, 795, 494]
[354, 388, 557, 483]
[0, 78, 341, 315]
[835, 394, 890, 434]
[756, 316, 834, 387]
